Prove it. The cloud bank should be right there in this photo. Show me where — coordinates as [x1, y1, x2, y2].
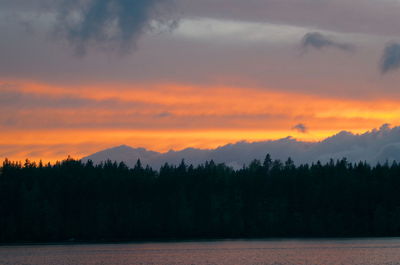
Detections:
[83, 125, 400, 169]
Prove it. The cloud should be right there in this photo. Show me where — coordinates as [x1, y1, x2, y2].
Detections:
[0, 89, 89, 109]
[378, 123, 391, 131]
[156, 111, 173, 118]
[179, 0, 400, 38]
[83, 125, 400, 169]
[0, 85, 160, 114]
[292, 123, 308, 133]
[302, 32, 354, 52]
[380, 43, 400, 74]
[54, 0, 177, 55]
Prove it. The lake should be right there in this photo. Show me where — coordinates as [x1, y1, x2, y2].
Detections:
[1, 238, 400, 265]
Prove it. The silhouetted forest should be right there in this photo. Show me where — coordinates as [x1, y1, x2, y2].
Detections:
[2, 155, 400, 243]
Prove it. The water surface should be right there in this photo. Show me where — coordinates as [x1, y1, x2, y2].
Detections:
[1, 238, 400, 265]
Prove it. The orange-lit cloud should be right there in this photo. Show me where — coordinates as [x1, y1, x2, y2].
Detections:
[1, 79, 400, 162]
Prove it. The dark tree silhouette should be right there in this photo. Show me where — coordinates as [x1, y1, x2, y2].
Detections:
[1, 155, 400, 243]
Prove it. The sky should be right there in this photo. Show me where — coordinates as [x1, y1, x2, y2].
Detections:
[1, 0, 400, 162]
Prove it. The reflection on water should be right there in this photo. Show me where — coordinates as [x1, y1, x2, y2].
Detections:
[1, 238, 400, 265]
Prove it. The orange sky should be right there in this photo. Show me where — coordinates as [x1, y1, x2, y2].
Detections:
[3, 1, 400, 166]
[1, 79, 398, 163]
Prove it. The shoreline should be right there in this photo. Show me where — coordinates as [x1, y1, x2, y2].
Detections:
[2, 236, 400, 247]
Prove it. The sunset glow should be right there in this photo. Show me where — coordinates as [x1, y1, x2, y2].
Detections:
[1, 79, 398, 162]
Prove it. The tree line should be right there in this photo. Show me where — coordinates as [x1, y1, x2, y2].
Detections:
[1, 155, 400, 243]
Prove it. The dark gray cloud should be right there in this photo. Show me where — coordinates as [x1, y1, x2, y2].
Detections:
[302, 32, 354, 52]
[381, 43, 400, 74]
[54, 0, 177, 55]
[292, 123, 308, 133]
[155, 111, 173, 118]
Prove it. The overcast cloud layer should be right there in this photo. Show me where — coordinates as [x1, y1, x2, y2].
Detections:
[1, 1, 400, 88]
